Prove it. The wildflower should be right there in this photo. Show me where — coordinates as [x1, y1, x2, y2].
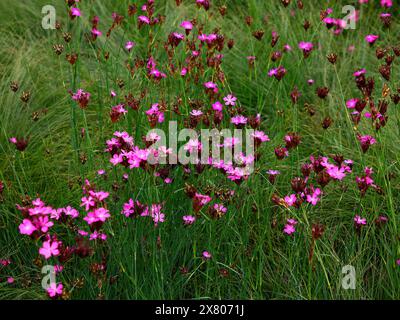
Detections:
[71, 89, 90, 109]
[365, 34, 379, 45]
[80, 196, 95, 211]
[267, 170, 280, 184]
[285, 132, 301, 149]
[146, 103, 165, 127]
[91, 28, 102, 39]
[204, 81, 218, 94]
[326, 165, 346, 180]
[71, 7, 81, 18]
[9, 137, 29, 151]
[168, 32, 185, 47]
[180, 20, 193, 35]
[193, 193, 211, 212]
[47, 282, 63, 298]
[39, 240, 60, 260]
[208, 203, 227, 219]
[150, 204, 165, 226]
[357, 135, 376, 153]
[7, 277, 14, 284]
[252, 131, 270, 147]
[306, 188, 322, 205]
[268, 66, 287, 81]
[283, 219, 297, 235]
[380, 0, 392, 8]
[231, 115, 247, 128]
[125, 41, 135, 51]
[63, 206, 79, 219]
[19, 219, 37, 236]
[202, 251, 212, 260]
[354, 215, 367, 227]
[298, 41, 313, 58]
[247, 56, 256, 68]
[138, 15, 150, 28]
[223, 94, 237, 106]
[290, 87, 302, 104]
[183, 215, 196, 225]
[284, 194, 297, 207]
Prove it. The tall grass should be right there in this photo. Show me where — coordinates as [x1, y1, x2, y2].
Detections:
[0, 0, 399, 299]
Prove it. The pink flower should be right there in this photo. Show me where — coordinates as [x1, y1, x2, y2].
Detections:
[212, 101, 223, 111]
[298, 41, 313, 52]
[306, 188, 322, 206]
[346, 98, 358, 109]
[354, 215, 367, 226]
[19, 219, 37, 236]
[37, 216, 54, 233]
[93, 208, 110, 222]
[80, 196, 95, 211]
[283, 219, 297, 235]
[223, 94, 237, 106]
[326, 165, 346, 180]
[231, 115, 247, 126]
[284, 194, 297, 207]
[71, 7, 81, 17]
[357, 135, 376, 153]
[39, 240, 60, 260]
[7, 277, 14, 284]
[91, 28, 102, 37]
[183, 215, 196, 225]
[202, 251, 212, 260]
[353, 69, 366, 77]
[380, 0, 392, 8]
[180, 20, 193, 30]
[47, 282, 63, 298]
[125, 41, 135, 51]
[150, 204, 165, 225]
[138, 15, 150, 24]
[365, 34, 379, 44]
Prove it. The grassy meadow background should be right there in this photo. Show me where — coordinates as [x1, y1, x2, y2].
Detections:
[0, 0, 399, 299]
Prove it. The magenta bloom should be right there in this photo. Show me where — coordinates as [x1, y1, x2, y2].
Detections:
[299, 41, 313, 52]
[125, 41, 135, 51]
[183, 215, 196, 225]
[365, 34, 378, 44]
[19, 219, 37, 236]
[231, 115, 248, 127]
[223, 94, 237, 106]
[353, 69, 366, 77]
[39, 240, 60, 260]
[354, 215, 367, 226]
[138, 15, 150, 24]
[212, 101, 223, 111]
[71, 7, 81, 17]
[180, 20, 193, 30]
[357, 135, 376, 153]
[380, 0, 392, 8]
[202, 251, 212, 260]
[47, 282, 63, 298]
[283, 218, 297, 235]
[91, 28, 102, 37]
